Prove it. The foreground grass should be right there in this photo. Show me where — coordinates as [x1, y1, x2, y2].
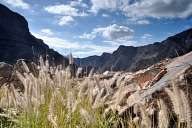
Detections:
[0, 59, 191, 128]
[12, 87, 122, 128]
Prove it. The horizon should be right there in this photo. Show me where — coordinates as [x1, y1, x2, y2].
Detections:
[0, 0, 192, 58]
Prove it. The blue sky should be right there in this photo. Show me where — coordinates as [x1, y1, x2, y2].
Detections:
[1, 0, 192, 57]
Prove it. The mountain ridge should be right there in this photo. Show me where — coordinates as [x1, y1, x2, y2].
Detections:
[0, 4, 68, 66]
[76, 28, 192, 72]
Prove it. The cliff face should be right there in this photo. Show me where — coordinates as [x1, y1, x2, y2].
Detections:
[76, 28, 192, 72]
[0, 4, 68, 65]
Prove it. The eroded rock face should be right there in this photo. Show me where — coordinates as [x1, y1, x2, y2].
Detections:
[77, 28, 192, 72]
[0, 4, 68, 66]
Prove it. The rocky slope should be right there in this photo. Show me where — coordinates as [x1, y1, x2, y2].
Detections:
[76, 28, 192, 72]
[0, 4, 68, 65]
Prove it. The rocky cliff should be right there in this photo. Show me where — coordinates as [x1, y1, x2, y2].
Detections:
[0, 4, 68, 65]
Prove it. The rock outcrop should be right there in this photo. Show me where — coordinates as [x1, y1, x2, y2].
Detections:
[0, 4, 68, 66]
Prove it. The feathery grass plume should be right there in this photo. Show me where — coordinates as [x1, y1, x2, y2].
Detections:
[114, 85, 130, 107]
[0, 85, 11, 108]
[88, 80, 100, 105]
[139, 104, 152, 128]
[165, 81, 191, 127]
[171, 81, 185, 121]
[21, 60, 30, 73]
[9, 84, 19, 109]
[108, 73, 118, 88]
[164, 88, 179, 114]
[45, 59, 49, 71]
[66, 91, 77, 115]
[158, 99, 169, 128]
[116, 73, 126, 87]
[133, 104, 140, 116]
[78, 78, 89, 98]
[76, 67, 83, 78]
[103, 79, 113, 95]
[92, 87, 106, 108]
[54, 88, 66, 106]
[48, 91, 58, 128]
[179, 89, 191, 128]
[79, 107, 95, 125]
[88, 68, 94, 78]
[94, 76, 101, 89]
[133, 116, 140, 126]
[127, 91, 144, 107]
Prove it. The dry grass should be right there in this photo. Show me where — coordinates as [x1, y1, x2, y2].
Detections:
[0, 57, 191, 128]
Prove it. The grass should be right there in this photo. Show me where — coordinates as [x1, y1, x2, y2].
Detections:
[0, 58, 191, 128]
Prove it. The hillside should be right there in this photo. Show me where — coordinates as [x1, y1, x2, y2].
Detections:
[0, 4, 68, 65]
[76, 28, 192, 72]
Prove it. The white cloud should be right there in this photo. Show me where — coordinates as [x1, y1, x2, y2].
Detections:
[58, 16, 74, 26]
[45, 4, 78, 16]
[122, 0, 192, 19]
[141, 34, 152, 39]
[90, 0, 192, 19]
[136, 20, 150, 25]
[127, 18, 151, 25]
[79, 24, 134, 41]
[96, 24, 134, 40]
[94, 24, 134, 40]
[41, 29, 54, 36]
[4, 0, 30, 9]
[79, 33, 96, 40]
[140, 34, 153, 45]
[70, 0, 88, 8]
[90, 0, 128, 13]
[32, 32, 116, 57]
[104, 40, 136, 46]
[33, 33, 80, 49]
[44, 4, 89, 26]
[44, 4, 88, 17]
[102, 14, 110, 17]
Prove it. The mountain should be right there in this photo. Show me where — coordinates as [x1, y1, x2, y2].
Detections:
[0, 4, 68, 65]
[76, 28, 192, 72]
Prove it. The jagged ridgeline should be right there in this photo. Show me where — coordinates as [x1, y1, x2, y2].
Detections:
[0, 4, 68, 66]
[76, 28, 192, 72]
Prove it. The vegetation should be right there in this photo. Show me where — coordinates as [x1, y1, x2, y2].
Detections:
[0, 57, 191, 128]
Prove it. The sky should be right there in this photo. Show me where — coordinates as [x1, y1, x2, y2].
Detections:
[0, 0, 192, 58]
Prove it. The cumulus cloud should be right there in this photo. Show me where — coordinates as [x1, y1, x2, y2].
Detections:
[90, 0, 192, 19]
[44, 3, 89, 26]
[122, 0, 192, 19]
[58, 16, 74, 26]
[45, 4, 78, 16]
[41, 29, 54, 36]
[94, 24, 134, 40]
[90, 0, 128, 13]
[44, 4, 88, 17]
[4, 0, 30, 9]
[80, 24, 134, 40]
